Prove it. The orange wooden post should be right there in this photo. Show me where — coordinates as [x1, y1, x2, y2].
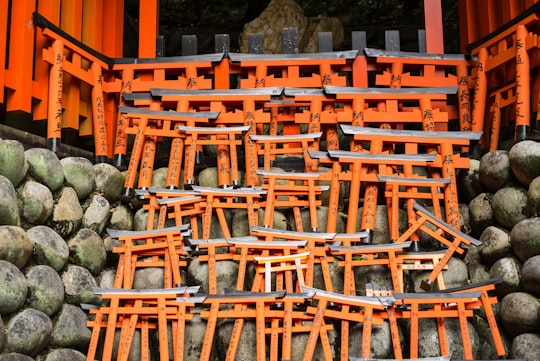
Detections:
[515, 24, 531, 141]
[46, 39, 65, 152]
[471, 48, 487, 141]
[101, 0, 124, 57]
[138, 0, 159, 58]
[5, 0, 35, 113]
[113, 67, 134, 167]
[423, 0, 445, 54]
[90, 62, 109, 162]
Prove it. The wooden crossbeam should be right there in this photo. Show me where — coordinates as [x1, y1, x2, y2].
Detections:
[396, 202, 482, 291]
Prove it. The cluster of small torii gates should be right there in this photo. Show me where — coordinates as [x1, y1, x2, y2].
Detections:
[5, 2, 540, 361]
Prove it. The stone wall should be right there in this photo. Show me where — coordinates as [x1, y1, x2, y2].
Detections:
[0, 136, 539, 360]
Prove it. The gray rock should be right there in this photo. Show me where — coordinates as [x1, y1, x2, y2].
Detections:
[467, 262, 491, 284]
[150, 167, 169, 188]
[60, 157, 95, 200]
[0, 175, 21, 226]
[0, 260, 28, 314]
[489, 256, 523, 297]
[108, 203, 134, 231]
[416, 318, 479, 359]
[441, 256, 469, 289]
[184, 314, 207, 361]
[5, 308, 52, 356]
[97, 268, 117, 289]
[0, 139, 26, 187]
[0, 226, 32, 268]
[297, 205, 345, 233]
[479, 226, 512, 266]
[463, 243, 482, 265]
[231, 208, 289, 237]
[500, 292, 540, 338]
[491, 186, 530, 230]
[290, 328, 337, 361]
[93, 163, 124, 202]
[479, 150, 513, 192]
[48, 186, 83, 238]
[67, 228, 107, 276]
[51, 304, 91, 348]
[25, 148, 64, 192]
[25, 265, 64, 317]
[522, 255, 540, 295]
[132, 267, 165, 289]
[197, 167, 218, 188]
[195, 210, 233, 239]
[458, 159, 485, 202]
[257, 208, 288, 230]
[188, 258, 238, 293]
[18, 180, 54, 224]
[43, 348, 86, 361]
[355, 265, 393, 295]
[510, 332, 540, 360]
[133, 207, 176, 231]
[510, 217, 540, 262]
[107, 329, 141, 361]
[26, 225, 69, 271]
[0, 314, 4, 352]
[528, 175, 540, 216]
[82, 194, 111, 234]
[468, 192, 496, 237]
[0, 353, 35, 361]
[61, 264, 100, 305]
[349, 321, 396, 358]
[509, 139, 540, 187]
[355, 205, 408, 244]
[216, 320, 256, 361]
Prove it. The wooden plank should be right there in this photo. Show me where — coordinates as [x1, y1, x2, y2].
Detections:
[139, 0, 159, 57]
[423, 0, 444, 53]
[101, 0, 124, 57]
[0, 0, 10, 104]
[6, 0, 35, 113]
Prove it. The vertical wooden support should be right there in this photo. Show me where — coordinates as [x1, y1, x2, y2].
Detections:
[139, 0, 159, 58]
[0, 0, 8, 105]
[214, 34, 230, 89]
[351, 31, 368, 88]
[60, 1, 83, 132]
[515, 24, 531, 141]
[33, 0, 62, 120]
[47, 39, 64, 152]
[91, 62, 108, 163]
[6, 0, 35, 113]
[424, 0, 444, 53]
[102, 0, 124, 57]
[113, 68, 134, 167]
[471, 48, 487, 146]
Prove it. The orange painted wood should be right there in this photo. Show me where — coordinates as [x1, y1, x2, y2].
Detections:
[423, 0, 444, 54]
[101, 0, 124, 57]
[139, 0, 159, 58]
[82, 0, 104, 51]
[32, 0, 62, 120]
[6, 0, 35, 113]
[0, 0, 9, 105]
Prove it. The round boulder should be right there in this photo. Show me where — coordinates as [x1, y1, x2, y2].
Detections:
[197, 167, 219, 188]
[489, 256, 522, 297]
[458, 159, 485, 202]
[510, 217, 540, 262]
[0, 353, 35, 361]
[522, 255, 540, 295]
[468, 192, 496, 237]
[0, 175, 20, 226]
[510, 332, 540, 360]
[188, 258, 238, 294]
[18, 180, 54, 224]
[43, 348, 86, 361]
[51, 303, 91, 348]
[108, 203, 134, 231]
[60, 157, 95, 200]
[68, 228, 107, 276]
[61, 264, 100, 305]
[5, 308, 52, 356]
[479, 150, 513, 192]
[82, 194, 111, 234]
[297, 205, 345, 233]
[0, 260, 28, 314]
[528, 175, 540, 216]
[417, 318, 480, 359]
[25, 148, 64, 192]
[25, 265, 64, 317]
[509, 139, 540, 187]
[0, 139, 26, 187]
[48, 186, 84, 238]
[479, 226, 512, 266]
[132, 267, 165, 289]
[150, 167, 169, 188]
[500, 292, 540, 338]
[491, 186, 530, 230]
[93, 163, 124, 202]
[26, 225, 69, 271]
[0, 226, 32, 268]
